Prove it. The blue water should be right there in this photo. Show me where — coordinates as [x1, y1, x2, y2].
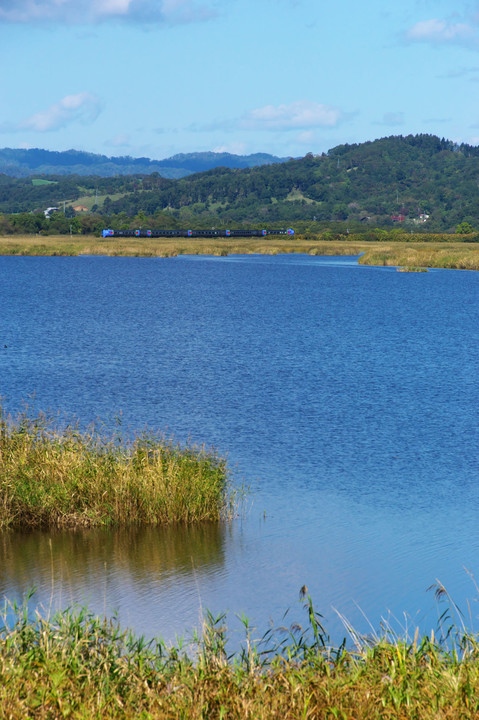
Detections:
[1, 253, 478, 644]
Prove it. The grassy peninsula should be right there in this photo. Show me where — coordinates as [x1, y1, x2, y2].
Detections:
[0, 409, 232, 528]
[2, 590, 479, 719]
[1, 233, 479, 270]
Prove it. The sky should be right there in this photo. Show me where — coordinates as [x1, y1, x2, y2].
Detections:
[1, 0, 479, 160]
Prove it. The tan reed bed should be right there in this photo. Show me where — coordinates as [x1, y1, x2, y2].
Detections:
[2, 588, 479, 719]
[1, 234, 479, 269]
[0, 409, 233, 528]
[359, 242, 479, 271]
[0, 233, 372, 257]
[0, 233, 439, 259]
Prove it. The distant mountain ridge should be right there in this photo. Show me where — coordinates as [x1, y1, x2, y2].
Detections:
[0, 148, 289, 179]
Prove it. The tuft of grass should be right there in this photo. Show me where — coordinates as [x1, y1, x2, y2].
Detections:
[0, 408, 234, 528]
[3, 590, 479, 718]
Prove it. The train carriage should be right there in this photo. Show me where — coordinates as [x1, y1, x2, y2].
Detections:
[102, 228, 294, 238]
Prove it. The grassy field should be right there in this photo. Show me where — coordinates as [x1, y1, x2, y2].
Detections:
[2, 589, 479, 719]
[1, 233, 479, 269]
[0, 409, 233, 529]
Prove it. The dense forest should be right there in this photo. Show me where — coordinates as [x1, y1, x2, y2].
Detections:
[1, 134, 479, 235]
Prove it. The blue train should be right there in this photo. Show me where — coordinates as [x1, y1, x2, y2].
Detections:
[102, 228, 294, 238]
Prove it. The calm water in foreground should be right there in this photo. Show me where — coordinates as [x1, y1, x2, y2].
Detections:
[1, 253, 478, 644]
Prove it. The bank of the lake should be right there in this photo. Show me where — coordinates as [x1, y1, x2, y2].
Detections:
[1, 233, 479, 270]
[2, 593, 479, 719]
[0, 409, 232, 528]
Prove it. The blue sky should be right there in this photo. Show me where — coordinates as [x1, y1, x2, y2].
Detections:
[1, 0, 479, 160]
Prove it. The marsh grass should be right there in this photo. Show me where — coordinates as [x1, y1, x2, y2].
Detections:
[359, 243, 479, 271]
[3, 588, 479, 718]
[0, 234, 369, 258]
[4, 234, 479, 269]
[0, 408, 233, 528]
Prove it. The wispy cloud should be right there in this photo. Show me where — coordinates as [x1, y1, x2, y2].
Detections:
[160, 0, 217, 24]
[406, 17, 478, 45]
[374, 111, 405, 127]
[423, 116, 451, 124]
[105, 133, 131, 148]
[0, 0, 218, 24]
[213, 142, 247, 155]
[241, 101, 344, 131]
[438, 65, 479, 80]
[0, 93, 101, 133]
[184, 101, 347, 137]
[296, 130, 315, 145]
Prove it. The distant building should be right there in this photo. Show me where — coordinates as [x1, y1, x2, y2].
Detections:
[412, 213, 430, 225]
[44, 207, 59, 218]
[73, 205, 89, 212]
[391, 214, 405, 222]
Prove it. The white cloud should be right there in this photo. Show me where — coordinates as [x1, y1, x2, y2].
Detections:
[407, 17, 476, 44]
[0, 0, 218, 24]
[242, 101, 342, 131]
[0, 92, 102, 133]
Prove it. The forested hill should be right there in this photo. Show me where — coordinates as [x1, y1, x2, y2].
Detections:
[2, 134, 479, 232]
[0, 148, 287, 179]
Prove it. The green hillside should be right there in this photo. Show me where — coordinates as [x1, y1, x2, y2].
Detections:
[1, 135, 479, 233]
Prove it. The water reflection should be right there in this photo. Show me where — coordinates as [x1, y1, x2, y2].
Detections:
[0, 524, 227, 637]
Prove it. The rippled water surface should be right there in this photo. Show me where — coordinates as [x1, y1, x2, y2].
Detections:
[1, 253, 478, 642]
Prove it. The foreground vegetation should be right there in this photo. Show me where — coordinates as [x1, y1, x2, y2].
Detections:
[0, 409, 232, 529]
[1, 233, 479, 270]
[2, 588, 479, 719]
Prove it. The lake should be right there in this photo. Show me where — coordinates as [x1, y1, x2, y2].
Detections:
[1, 253, 478, 645]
